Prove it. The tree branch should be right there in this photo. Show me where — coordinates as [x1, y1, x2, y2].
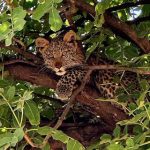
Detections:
[0, 42, 42, 64]
[126, 15, 150, 25]
[107, 0, 150, 12]
[5, 62, 132, 123]
[74, 0, 150, 54]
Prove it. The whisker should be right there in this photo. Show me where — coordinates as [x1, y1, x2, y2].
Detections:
[39, 65, 48, 73]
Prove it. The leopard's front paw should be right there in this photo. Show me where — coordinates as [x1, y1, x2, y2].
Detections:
[56, 83, 73, 100]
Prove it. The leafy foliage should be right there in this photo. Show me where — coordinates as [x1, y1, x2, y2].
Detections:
[0, 0, 150, 149]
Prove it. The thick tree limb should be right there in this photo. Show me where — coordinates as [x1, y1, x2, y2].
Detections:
[74, 0, 150, 54]
[76, 92, 128, 130]
[5, 60, 146, 135]
[5, 62, 129, 148]
[0, 42, 42, 64]
[6, 63, 57, 89]
[4, 62, 131, 148]
[5, 62, 129, 125]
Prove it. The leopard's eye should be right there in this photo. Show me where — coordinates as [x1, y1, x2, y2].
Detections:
[44, 50, 53, 58]
[63, 53, 69, 59]
[47, 56, 53, 59]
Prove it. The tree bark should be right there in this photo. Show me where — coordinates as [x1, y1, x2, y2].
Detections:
[5, 62, 129, 131]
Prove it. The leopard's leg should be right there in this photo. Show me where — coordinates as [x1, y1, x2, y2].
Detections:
[56, 69, 87, 100]
[56, 70, 78, 100]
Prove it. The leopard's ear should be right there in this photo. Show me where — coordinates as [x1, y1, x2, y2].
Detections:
[63, 30, 78, 42]
[35, 37, 49, 53]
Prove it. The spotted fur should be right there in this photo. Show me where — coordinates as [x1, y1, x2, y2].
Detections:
[36, 31, 142, 100]
[36, 37, 85, 76]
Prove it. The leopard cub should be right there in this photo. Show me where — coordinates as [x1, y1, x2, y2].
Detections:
[36, 30, 145, 101]
[36, 31, 86, 100]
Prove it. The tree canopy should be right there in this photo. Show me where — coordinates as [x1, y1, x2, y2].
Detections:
[0, 0, 150, 149]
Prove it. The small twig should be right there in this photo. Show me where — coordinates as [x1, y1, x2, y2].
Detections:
[107, 0, 150, 12]
[24, 133, 37, 148]
[64, 0, 78, 30]
[13, 37, 26, 51]
[22, 68, 93, 149]
[39, 69, 92, 148]
[55, 70, 92, 129]
[87, 65, 150, 75]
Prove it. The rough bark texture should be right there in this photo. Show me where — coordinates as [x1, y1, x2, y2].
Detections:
[6, 62, 128, 129]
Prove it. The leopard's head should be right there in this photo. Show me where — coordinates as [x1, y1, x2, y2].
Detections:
[36, 31, 85, 76]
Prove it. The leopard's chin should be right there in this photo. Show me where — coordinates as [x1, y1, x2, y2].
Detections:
[56, 71, 66, 76]
[54, 67, 66, 76]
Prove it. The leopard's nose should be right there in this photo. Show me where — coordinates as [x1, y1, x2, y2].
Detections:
[55, 61, 62, 69]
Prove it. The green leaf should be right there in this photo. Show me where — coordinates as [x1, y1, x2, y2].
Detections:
[5, 32, 14, 46]
[118, 112, 146, 125]
[67, 139, 85, 150]
[49, 7, 63, 31]
[140, 79, 149, 91]
[95, 0, 111, 27]
[12, 111, 26, 127]
[52, 130, 69, 143]
[107, 143, 124, 150]
[113, 125, 121, 138]
[37, 126, 53, 135]
[13, 7, 26, 19]
[22, 91, 33, 101]
[54, 0, 62, 3]
[0, 132, 18, 148]
[13, 128, 24, 141]
[95, 3, 106, 15]
[94, 14, 104, 27]
[0, 22, 11, 41]
[13, 20, 26, 31]
[123, 46, 139, 60]
[100, 134, 112, 144]
[86, 43, 98, 59]
[84, 20, 93, 33]
[42, 143, 51, 150]
[0, 136, 12, 147]
[10, 136, 19, 147]
[126, 138, 134, 147]
[133, 125, 142, 134]
[32, 0, 52, 20]
[24, 100, 40, 125]
[0, 12, 11, 22]
[134, 133, 146, 144]
[6, 86, 15, 100]
[12, 7, 26, 31]
[137, 91, 147, 108]
[0, 22, 10, 33]
[38, 0, 46, 4]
